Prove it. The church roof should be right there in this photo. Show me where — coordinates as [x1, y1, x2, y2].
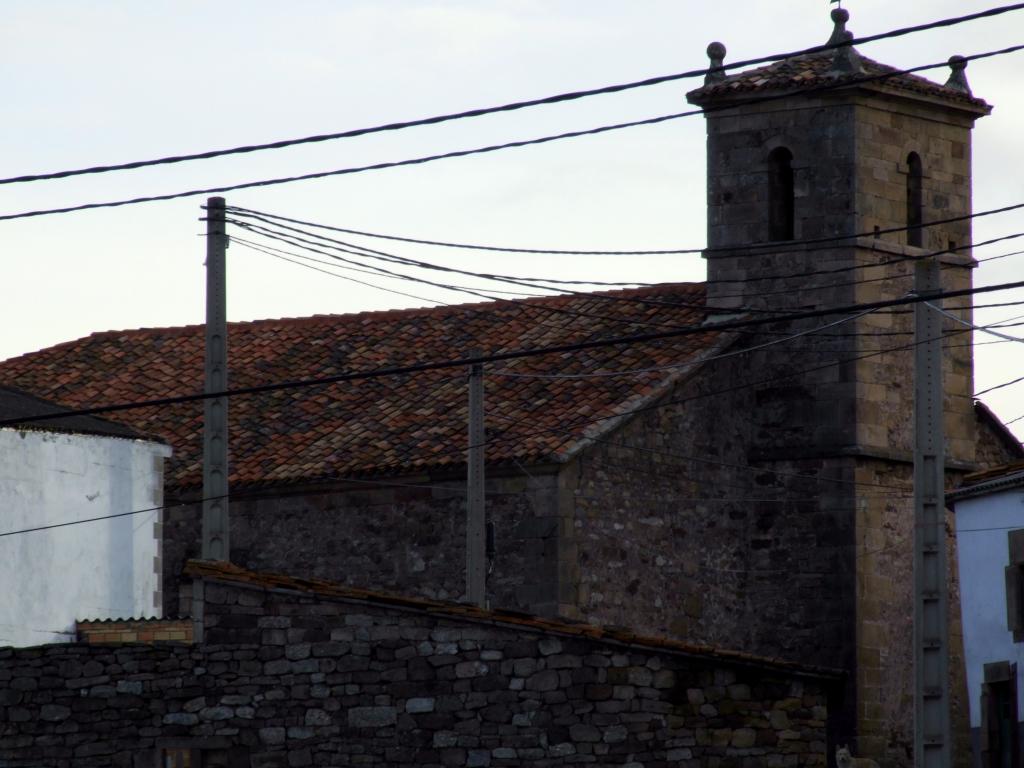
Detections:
[687, 10, 991, 114]
[0, 284, 727, 492]
[687, 51, 990, 112]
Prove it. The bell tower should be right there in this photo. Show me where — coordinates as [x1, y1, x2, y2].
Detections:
[686, 9, 991, 764]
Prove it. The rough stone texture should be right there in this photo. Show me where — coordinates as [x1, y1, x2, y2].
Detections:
[126, 59, 1018, 768]
[164, 472, 560, 620]
[668, 81, 1007, 767]
[0, 577, 832, 767]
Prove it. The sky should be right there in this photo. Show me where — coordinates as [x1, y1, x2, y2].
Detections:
[1, 1, 1022, 438]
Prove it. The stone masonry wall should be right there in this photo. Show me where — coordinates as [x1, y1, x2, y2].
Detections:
[561, 352, 859, 749]
[0, 576, 834, 767]
[163, 471, 560, 620]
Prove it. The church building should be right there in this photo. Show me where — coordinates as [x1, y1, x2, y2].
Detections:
[0, 9, 1019, 766]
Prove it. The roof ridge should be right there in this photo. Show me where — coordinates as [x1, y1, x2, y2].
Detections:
[1, 282, 706, 354]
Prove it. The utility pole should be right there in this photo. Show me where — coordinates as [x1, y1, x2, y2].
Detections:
[466, 355, 486, 607]
[913, 254, 950, 768]
[202, 196, 230, 561]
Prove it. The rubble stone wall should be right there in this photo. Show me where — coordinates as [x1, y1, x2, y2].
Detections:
[163, 471, 561, 621]
[0, 578, 833, 768]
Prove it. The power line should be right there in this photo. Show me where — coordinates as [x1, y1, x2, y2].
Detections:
[238, 225, 1024, 345]
[486, 309, 875, 379]
[5, 4, 1021, 188]
[3, 277, 1015, 431]
[225, 200, 1024, 261]
[4, 44, 1023, 223]
[928, 302, 1024, 344]
[226, 216, 779, 316]
[228, 210, 1024, 317]
[270, 323, 975, 487]
[976, 374, 1024, 397]
[229, 222, 744, 335]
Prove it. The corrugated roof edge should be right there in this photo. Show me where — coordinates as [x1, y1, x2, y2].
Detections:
[0, 384, 165, 444]
[183, 559, 843, 680]
[949, 460, 1024, 502]
[76, 616, 191, 624]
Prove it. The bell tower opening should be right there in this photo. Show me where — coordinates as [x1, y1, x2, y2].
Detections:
[768, 147, 795, 242]
[907, 151, 924, 247]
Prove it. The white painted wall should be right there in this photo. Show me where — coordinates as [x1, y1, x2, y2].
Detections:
[955, 486, 1024, 728]
[0, 428, 170, 647]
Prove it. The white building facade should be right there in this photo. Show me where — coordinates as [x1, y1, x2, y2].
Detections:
[0, 390, 170, 647]
[952, 463, 1024, 767]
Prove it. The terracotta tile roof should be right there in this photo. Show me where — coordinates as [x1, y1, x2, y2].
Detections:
[183, 559, 841, 679]
[0, 285, 726, 491]
[687, 50, 991, 113]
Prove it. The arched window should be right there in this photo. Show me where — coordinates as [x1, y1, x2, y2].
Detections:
[768, 147, 795, 241]
[907, 152, 923, 247]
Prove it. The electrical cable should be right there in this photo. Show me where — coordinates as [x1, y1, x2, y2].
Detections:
[927, 301, 1024, 344]
[487, 309, 875, 379]
[227, 215, 781, 315]
[4, 44, 1023, 223]
[233, 213, 1024, 328]
[5, 3, 1021, 187]
[236, 223, 1024, 346]
[225, 199, 1024, 261]
[3, 275, 1023, 430]
[229, 221, 740, 332]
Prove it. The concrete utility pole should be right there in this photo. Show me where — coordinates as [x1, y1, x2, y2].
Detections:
[202, 196, 230, 561]
[466, 356, 486, 607]
[913, 255, 950, 768]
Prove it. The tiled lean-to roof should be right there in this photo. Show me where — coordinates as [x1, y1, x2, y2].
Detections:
[0, 285, 726, 491]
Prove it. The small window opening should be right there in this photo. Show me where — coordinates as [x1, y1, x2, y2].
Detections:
[907, 152, 923, 247]
[768, 147, 795, 241]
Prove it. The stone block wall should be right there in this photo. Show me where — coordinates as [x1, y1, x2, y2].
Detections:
[852, 94, 976, 253]
[562, 353, 858, 674]
[162, 471, 560, 620]
[0, 572, 834, 767]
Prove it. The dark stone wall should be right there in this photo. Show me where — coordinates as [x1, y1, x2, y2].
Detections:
[0, 578, 832, 767]
[562, 352, 858, 671]
[164, 473, 560, 621]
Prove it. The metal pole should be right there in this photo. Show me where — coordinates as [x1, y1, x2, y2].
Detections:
[466, 355, 486, 607]
[202, 196, 230, 561]
[913, 255, 949, 768]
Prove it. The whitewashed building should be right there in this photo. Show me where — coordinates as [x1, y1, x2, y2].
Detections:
[952, 460, 1024, 767]
[0, 386, 170, 647]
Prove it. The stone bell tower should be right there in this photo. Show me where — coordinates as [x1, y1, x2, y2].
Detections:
[686, 9, 991, 765]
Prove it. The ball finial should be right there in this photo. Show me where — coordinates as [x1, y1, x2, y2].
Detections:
[704, 42, 727, 85]
[945, 55, 972, 93]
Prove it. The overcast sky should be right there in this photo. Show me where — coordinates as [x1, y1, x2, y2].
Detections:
[2, 1, 1022, 437]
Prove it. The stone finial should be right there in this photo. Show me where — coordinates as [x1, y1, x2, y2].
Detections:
[705, 41, 727, 85]
[945, 55, 972, 94]
[827, 7, 850, 46]
[828, 30, 862, 76]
